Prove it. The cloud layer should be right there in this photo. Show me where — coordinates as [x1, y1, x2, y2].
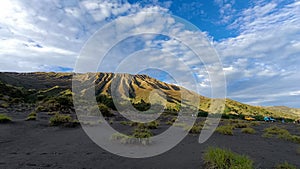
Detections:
[0, 0, 299, 107]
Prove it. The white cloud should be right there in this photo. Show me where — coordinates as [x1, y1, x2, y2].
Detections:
[215, 0, 300, 107]
[0, 0, 154, 72]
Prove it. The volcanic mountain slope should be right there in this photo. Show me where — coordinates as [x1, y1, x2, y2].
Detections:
[0, 72, 299, 119]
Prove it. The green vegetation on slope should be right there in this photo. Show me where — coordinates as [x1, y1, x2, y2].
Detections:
[0, 72, 298, 121]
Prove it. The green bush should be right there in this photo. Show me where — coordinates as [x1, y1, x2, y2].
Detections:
[250, 121, 260, 126]
[147, 121, 160, 129]
[26, 116, 37, 121]
[28, 111, 37, 117]
[253, 115, 264, 121]
[120, 121, 138, 126]
[132, 99, 151, 111]
[203, 147, 253, 169]
[0, 102, 9, 108]
[0, 114, 12, 123]
[263, 126, 300, 144]
[90, 104, 114, 117]
[96, 94, 116, 110]
[187, 122, 204, 134]
[198, 110, 208, 117]
[275, 161, 297, 169]
[111, 131, 152, 145]
[241, 127, 256, 134]
[234, 122, 249, 128]
[26, 111, 37, 121]
[132, 127, 153, 138]
[165, 117, 177, 125]
[49, 113, 72, 126]
[216, 125, 234, 135]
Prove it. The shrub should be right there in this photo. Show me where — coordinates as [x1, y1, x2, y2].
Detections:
[98, 104, 114, 117]
[253, 115, 264, 121]
[165, 117, 177, 125]
[132, 127, 153, 138]
[203, 147, 253, 169]
[120, 121, 138, 126]
[275, 162, 297, 169]
[90, 104, 114, 117]
[234, 122, 249, 128]
[28, 111, 37, 117]
[111, 130, 152, 145]
[0, 114, 12, 123]
[147, 121, 160, 129]
[26, 116, 37, 121]
[250, 121, 260, 126]
[241, 127, 256, 134]
[0, 102, 9, 108]
[216, 125, 234, 135]
[96, 94, 116, 110]
[186, 122, 204, 134]
[198, 110, 208, 117]
[49, 113, 72, 126]
[263, 126, 300, 144]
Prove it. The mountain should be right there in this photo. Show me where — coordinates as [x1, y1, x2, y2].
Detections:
[0, 72, 298, 120]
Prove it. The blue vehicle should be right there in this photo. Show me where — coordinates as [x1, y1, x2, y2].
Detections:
[264, 116, 276, 122]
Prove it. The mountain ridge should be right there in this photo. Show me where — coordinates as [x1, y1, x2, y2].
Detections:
[0, 72, 299, 119]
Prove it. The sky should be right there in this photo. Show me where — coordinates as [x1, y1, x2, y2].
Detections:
[0, 0, 299, 108]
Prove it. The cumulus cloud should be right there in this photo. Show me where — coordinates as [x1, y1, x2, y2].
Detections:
[215, 0, 300, 107]
[0, 0, 151, 72]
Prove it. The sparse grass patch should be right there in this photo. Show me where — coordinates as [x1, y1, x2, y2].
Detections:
[165, 117, 177, 125]
[263, 126, 300, 144]
[241, 127, 256, 134]
[26, 115, 37, 121]
[250, 121, 260, 126]
[49, 113, 71, 126]
[0, 114, 12, 123]
[203, 147, 254, 169]
[233, 122, 249, 128]
[120, 121, 139, 126]
[0, 102, 9, 108]
[28, 111, 37, 117]
[49, 113, 79, 127]
[132, 127, 153, 138]
[147, 120, 160, 129]
[275, 161, 297, 169]
[110, 127, 153, 145]
[187, 122, 204, 134]
[47, 112, 57, 115]
[216, 125, 234, 135]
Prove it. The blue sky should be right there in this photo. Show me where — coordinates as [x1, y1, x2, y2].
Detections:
[0, 0, 299, 108]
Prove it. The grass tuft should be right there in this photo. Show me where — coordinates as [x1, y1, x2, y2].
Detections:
[0, 114, 12, 123]
[216, 125, 234, 135]
[263, 126, 300, 144]
[203, 147, 253, 169]
[26, 111, 37, 121]
[241, 127, 256, 134]
[49, 113, 79, 127]
[275, 161, 297, 169]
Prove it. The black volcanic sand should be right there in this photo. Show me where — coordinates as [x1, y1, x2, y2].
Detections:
[1, 109, 300, 169]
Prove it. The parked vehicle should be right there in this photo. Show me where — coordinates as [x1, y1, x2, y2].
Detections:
[264, 116, 276, 122]
[245, 116, 255, 121]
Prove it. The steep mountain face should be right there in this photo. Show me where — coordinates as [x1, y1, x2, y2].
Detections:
[0, 72, 299, 119]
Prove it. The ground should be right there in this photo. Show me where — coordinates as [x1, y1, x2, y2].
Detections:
[0, 106, 300, 169]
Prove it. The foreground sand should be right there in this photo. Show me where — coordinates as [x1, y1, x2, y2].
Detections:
[0, 110, 300, 169]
